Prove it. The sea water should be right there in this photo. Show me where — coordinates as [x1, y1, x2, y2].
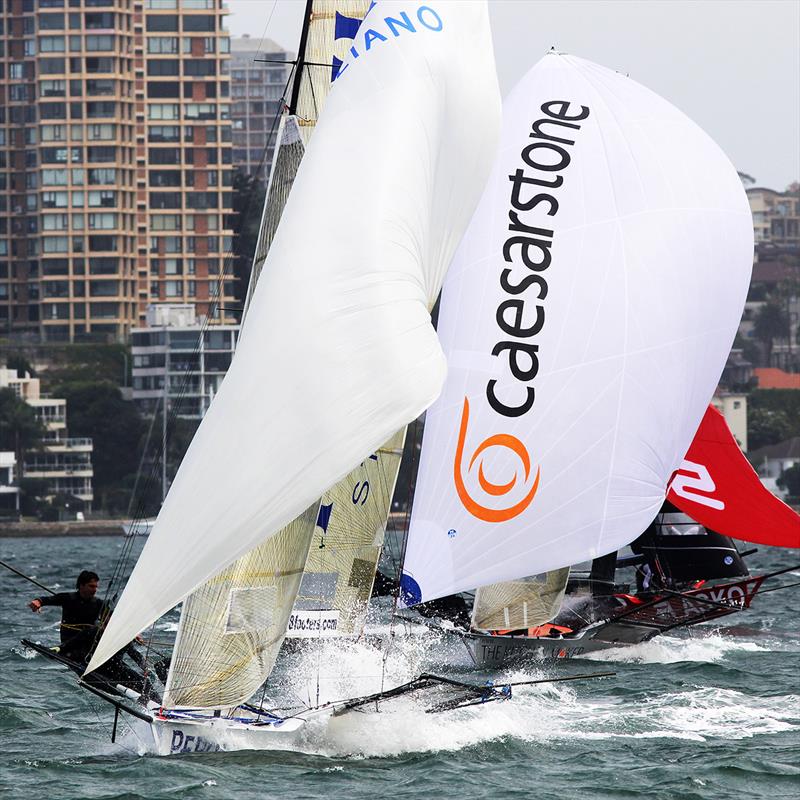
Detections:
[2, 536, 799, 799]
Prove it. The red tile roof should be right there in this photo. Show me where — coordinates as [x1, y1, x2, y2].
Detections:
[754, 368, 800, 389]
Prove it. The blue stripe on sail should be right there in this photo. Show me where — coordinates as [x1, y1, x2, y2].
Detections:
[334, 11, 362, 41]
[316, 503, 333, 533]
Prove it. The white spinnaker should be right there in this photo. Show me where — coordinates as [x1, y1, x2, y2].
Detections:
[87, 1, 501, 674]
[400, 53, 753, 606]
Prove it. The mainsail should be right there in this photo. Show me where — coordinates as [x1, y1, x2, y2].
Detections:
[401, 52, 753, 607]
[288, 428, 406, 638]
[668, 405, 800, 548]
[87, 0, 501, 675]
[165, 0, 374, 711]
[472, 568, 569, 631]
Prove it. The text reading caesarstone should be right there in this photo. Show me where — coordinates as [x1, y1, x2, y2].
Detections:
[487, 100, 591, 418]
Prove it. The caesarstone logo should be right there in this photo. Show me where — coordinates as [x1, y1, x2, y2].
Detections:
[453, 398, 540, 523]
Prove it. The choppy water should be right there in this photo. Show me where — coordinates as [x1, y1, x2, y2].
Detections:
[2, 537, 799, 799]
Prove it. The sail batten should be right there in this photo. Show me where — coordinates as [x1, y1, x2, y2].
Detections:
[86, 0, 501, 677]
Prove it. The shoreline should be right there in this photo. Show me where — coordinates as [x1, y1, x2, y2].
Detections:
[0, 521, 126, 537]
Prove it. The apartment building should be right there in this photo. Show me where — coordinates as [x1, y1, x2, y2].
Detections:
[0, 365, 93, 505]
[747, 186, 800, 251]
[230, 35, 291, 178]
[130, 302, 237, 418]
[0, 0, 234, 344]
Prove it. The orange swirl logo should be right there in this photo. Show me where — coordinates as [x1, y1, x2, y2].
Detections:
[453, 398, 540, 522]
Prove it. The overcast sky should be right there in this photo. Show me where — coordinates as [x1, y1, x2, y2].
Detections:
[224, 0, 800, 191]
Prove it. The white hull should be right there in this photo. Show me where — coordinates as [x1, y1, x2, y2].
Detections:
[149, 712, 312, 755]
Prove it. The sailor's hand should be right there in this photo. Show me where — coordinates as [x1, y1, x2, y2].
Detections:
[29, 599, 42, 612]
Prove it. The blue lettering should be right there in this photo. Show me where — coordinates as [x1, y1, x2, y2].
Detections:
[417, 6, 443, 31]
[385, 13, 416, 36]
[170, 730, 184, 752]
[350, 45, 360, 59]
[363, 29, 388, 50]
[181, 734, 195, 753]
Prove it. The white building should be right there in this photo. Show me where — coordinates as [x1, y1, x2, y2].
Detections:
[0, 368, 94, 506]
[131, 305, 239, 419]
[711, 392, 748, 452]
[0, 451, 20, 514]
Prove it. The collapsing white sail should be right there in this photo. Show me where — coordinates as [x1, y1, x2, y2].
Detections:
[165, 1, 373, 711]
[244, 0, 372, 312]
[87, 1, 501, 675]
[287, 429, 406, 638]
[401, 53, 753, 607]
[472, 569, 569, 632]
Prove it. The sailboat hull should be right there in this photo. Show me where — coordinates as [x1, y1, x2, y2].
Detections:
[149, 714, 309, 755]
[466, 624, 656, 667]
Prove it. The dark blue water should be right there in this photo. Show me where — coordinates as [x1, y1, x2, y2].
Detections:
[2, 537, 799, 799]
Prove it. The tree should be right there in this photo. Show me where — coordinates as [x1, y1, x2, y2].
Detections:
[777, 464, 800, 497]
[0, 387, 44, 465]
[5, 353, 35, 378]
[231, 171, 267, 308]
[47, 379, 144, 512]
[747, 407, 792, 452]
[753, 301, 790, 366]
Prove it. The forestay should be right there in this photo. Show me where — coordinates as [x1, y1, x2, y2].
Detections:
[87, 0, 501, 674]
[472, 568, 569, 632]
[401, 53, 753, 606]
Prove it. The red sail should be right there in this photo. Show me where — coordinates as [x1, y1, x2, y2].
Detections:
[667, 406, 800, 548]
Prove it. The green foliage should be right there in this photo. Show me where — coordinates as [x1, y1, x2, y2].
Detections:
[5, 353, 35, 377]
[748, 407, 792, 451]
[0, 388, 44, 458]
[19, 477, 50, 517]
[777, 463, 800, 497]
[231, 171, 267, 307]
[47, 379, 144, 511]
[747, 387, 800, 452]
[44, 344, 130, 387]
[753, 301, 790, 364]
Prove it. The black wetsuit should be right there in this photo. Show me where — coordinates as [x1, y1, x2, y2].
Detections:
[36, 591, 106, 661]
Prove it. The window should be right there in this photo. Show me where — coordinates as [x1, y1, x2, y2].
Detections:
[87, 145, 116, 162]
[85, 12, 114, 29]
[39, 13, 66, 29]
[147, 81, 180, 98]
[148, 36, 178, 54]
[88, 167, 115, 184]
[184, 15, 215, 32]
[184, 103, 216, 120]
[89, 279, 118, 296]
[149, 170, 181, 187]
[90, 302, 119, 318]
[147, 0, 177, 8]
[149, 192, 181, 209]
[40, 79, 67, 97]
[87, 101, 116, 118]
[85, 34, 114, 51]
[86, 78, 114, 95]
[43, 214, 69, 231]
[72, 168, 85, 185]
[164, 257, 182, 274]
[40, 103, 68, 120]
[147, 15, 178, 32]
[148, 147, 179, 164]
[87, 189, 115, 207]
[41, 124, 67, 142]
[148, 126, 179, 143]
[89, 256, 117, 274]
[147, 59, 179, 77]
[88, 235, 117, 251]
[40, 36, 66, 52]
[42, 169, 69, 186]
[88, 212, 116, 229]
[165, 280, 182, 297]
[85, 56, 114, 73]
[148, 103, 180, 120]
[184, 59, 215, 77]
[43, 236, 69, 253]
[150, 214, 180, 231]
[40, 57, 66, 74]
[87, 123, 115, 140]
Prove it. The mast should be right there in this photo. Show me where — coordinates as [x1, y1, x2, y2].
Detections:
[288, 0, 314, 115]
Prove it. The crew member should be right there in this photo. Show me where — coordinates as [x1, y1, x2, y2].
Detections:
[29, 570, 105, 663]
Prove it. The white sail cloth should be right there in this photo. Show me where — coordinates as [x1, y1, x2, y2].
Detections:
[87, 1, 501, 674]
[401, 53, 753, 606]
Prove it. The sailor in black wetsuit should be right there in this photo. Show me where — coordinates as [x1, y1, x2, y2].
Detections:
[29, 570, 105, 663]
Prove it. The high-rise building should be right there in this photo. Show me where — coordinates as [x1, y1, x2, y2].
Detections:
[229, 36, 291, 178]
[0, 0, 235, 344]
